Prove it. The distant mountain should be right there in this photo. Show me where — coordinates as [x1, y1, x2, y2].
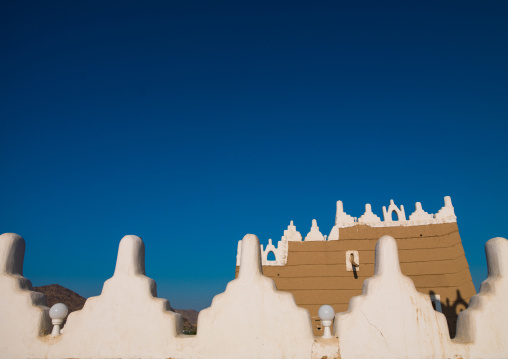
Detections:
[34, 284, 86, 312]
[34, 284, 198, 331]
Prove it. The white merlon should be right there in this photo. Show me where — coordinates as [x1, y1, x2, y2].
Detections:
[282, 220, 302, 242]
[47, 235, 182, 359]
[335, 200, 356, 227]
[194, 234, 314, 359]
[304, 219, 326, 241]
[383, 199, 407, 222]
[334, 235, 455, 358]
[2, 231, 508, 358]
[358, 203, 382, 225]
[0, 233, 51, 358]
[454, 237, 508, 357]
[239, 221, 297, 266]
[408, 202, 434, 224]
[435, 195, 457, 223]
[261, 238, 286, 266]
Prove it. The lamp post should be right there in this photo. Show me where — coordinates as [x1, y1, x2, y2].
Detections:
[49, 303, 69, 336]
[318, 304, 335, 338]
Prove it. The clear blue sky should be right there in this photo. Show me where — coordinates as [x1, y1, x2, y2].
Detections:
[1, 1, 507, 310]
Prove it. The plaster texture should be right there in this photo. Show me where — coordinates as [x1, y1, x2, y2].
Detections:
[334, 235, 453, 358]
[454, 237, 508, 358]
[382, 199, 407, 222]
[304, 219, 326, 241]
[311, 337, 340, 359]
[283, 220, 303, 242]
[195, 234, 315, 359]
[435, 196, 457, 223]
[2, 228, 508, 358]
[335, 197, 458, 228]
[0, 233, 51, 358]
[46, 235, 182, 358]
[243, 197, 460, 268]
[260, 238, 288, 266]
[408, 202, 434, 224]
[335, 201, 356, 228]
[357, 203, 381, 225]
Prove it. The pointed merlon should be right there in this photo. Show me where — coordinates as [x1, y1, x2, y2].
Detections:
[486, 237, 508, 278]
[113, 235, 145, 277]
[0, 233, 25, 276]
[238, 234, 263, 279]
[335, 200, 356, 227]
[304, 220, 326, 241]
[374, 235, 402, 276]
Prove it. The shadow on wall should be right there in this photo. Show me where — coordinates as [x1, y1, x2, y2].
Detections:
[430, 289, 468, 338]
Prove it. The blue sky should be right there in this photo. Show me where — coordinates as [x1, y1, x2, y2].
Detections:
[1, 1, 507, 310]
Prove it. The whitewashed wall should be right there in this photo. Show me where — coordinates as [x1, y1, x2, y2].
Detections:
[1, 231, 507, 358]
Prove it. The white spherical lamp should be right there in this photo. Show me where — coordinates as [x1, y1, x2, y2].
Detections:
[49, 303, 69, 336]
[318, 304, 335, 338]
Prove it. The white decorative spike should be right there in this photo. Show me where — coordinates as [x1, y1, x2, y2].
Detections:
[238, 234, 263, 279]
[282, 220, 302, 242]
[435, 196, 457, 223]
[0, 233, 25, 275]
[334, 235, 451, 358]
[0, 232, 52, 354]
[382, 199, 406, 222]
[113, 235, 145, 277]
[408, 202, 434, 224]
[454, 237, 508, 356]
[358, 204, 381, 225]
[335, 201, 356, 228]
[196, 233, 315, 358]
[375, 235, 402, 276]
[263, 238, 277, 264]
[304, 219, 326, 241]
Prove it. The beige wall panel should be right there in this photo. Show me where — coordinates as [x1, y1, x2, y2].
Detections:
[274, 276, 364, 290]
[265, 263, 375, 278]
[338, 223, 459, 240]
[410, 274, 449, 288]
[291, 289, 360, 305]
[400, 255, 469, 276]
[398, 243, 465, 262]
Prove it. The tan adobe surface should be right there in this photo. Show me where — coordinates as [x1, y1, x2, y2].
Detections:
[235, 222, 476, 337]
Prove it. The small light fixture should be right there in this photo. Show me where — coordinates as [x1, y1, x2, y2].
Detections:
[49, 303, 69, 336]
[318, 304, 335, 338]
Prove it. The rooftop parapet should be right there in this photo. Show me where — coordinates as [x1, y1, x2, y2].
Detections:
[243, 196, 458, 266]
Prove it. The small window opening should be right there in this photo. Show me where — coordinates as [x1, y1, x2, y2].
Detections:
[267, 251, 276, 261]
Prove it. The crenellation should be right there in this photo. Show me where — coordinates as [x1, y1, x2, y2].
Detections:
[358, 203, 382, 225]
[0, 197, 506, 358]
[435, 195, 457, 223]
[382, 199, 407, 222]
[304, 219, 326, 242]
[408, 202, 434, 224]
[335, 200, 356, 227]
[283, 220, 303, 242]
[241, 197, 459, 267]
[0, 229, 507, 358]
